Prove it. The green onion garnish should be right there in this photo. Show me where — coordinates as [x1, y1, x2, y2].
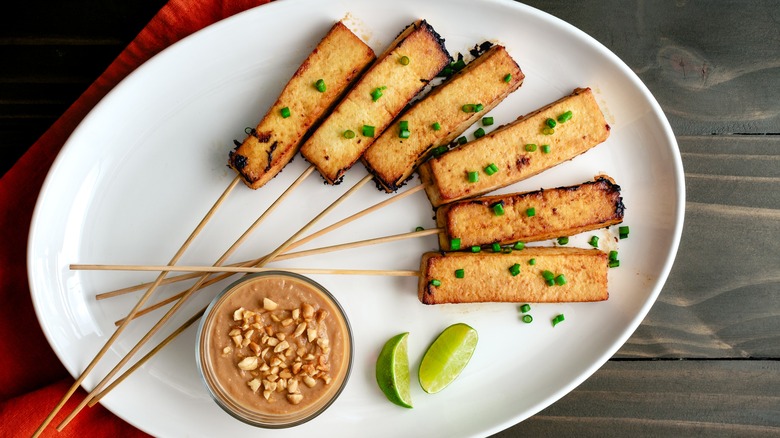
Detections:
[280, 107, 291, 118]
[493, 203, 505, 216]
[503, 73, 512, 83]
[343, 130, 356, 139]
[589, 236, 599, 247]
[474, 127, 486, 139]
[519, 303, 531, 313]
[432, 145, 448, 157]
[399, 121, 409, 130]
[541, 144, 551, 154]
[492, 243, 501, 252]
[484, 163, 498, 176]
[471, 245, 481, 253]
[609, 250, 619, 261]
[399, 55, 410, 65]
[315, 79, 326, 92]
[545, 279, 555, 286]
[557, 236, 569, 245]
[399, 129, 411, 139]
[482, 117, 494, 126]
[415, 226, 425, 232]
[545, 118, 556, 128]
[455, 268, 465, 279]
[619, 225, 630, 239]
[552, 314, 565, 327]
[609, 259, 620, 268]
[509, 263, 521, 276]
[522, 314, 533, 323]
[526, 207, 536, 217]
[525, 143, 537, 152]
[542, 127, 554, 135]
[475, 103, 484, 112]
[542, 270, 554, 280]
[371, 86, 386, 101]
[528, 258, 536, 265]
[362, 125, 375, 137]
[555, 274, 567, 286]
[467, 171, 479, 183]
[432, 122, 442, 131]
[457, 136, 468, 145]
[557, 110, 573, 123]
[430, 279, 441, 287]
[513, 242, 525, 250]
[462, 104, 475, 113]
[450, 237, 461, 250]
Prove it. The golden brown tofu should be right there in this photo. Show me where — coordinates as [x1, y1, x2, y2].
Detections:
[228, 22, 375, 189]
[300, 20, 452, 184]
[418, 87, 611, 206]
[418, 248, 609, 305]
[436, 176, 624, 250]
[362, 44, 524, 192]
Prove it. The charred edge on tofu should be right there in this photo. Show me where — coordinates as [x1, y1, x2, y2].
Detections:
[264, 141, 278, 172]
[469, 41, 494, 58]
[229, 152, 248, 170]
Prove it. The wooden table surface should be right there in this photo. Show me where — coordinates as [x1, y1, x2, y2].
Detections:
[2, 1, 778, 436]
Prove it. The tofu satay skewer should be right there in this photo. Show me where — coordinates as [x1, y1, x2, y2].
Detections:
[363, 44, 524, 192]
[301, 20, 452, 184]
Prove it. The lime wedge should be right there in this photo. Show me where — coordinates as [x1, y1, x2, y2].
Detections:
[375, 332, 413, 408]
[418, 323, 478, 394]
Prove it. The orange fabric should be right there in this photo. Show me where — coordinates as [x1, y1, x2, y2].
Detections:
[0, 1, 270, 436]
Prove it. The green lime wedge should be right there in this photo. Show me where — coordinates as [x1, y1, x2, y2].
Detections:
[418, 323, 478, 394]
[375, 332, 413, 408]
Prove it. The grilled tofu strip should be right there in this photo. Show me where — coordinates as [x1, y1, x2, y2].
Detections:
[228, 22, 375, 189]
[300, 20, 452, 184]
[436, 176, 624, 250]
[418, 248, 609, 305]
[362, 44, 524, 192]
[418, 87, 611, 207]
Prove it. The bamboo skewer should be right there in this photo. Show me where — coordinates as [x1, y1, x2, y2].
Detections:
[94, 183, 427, 301]
[33, 175, 242, 438]
[104, 228, 439, 324]
[57, 172, 373, 430]
[73, 265, 422, 276]
[55, 166, 315, 430]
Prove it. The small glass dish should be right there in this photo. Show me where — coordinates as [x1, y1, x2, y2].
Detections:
[196, 271, 353, 428]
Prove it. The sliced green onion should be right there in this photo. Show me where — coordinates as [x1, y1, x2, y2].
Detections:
[552, 314, 565, 327]
[484, 163, 498, 176]
[432, 122, 442, 131]
[545, 279, 555, 286]
[467, 171, 479, 183]
[493, 203, 505, 216]
[525, 143, 537, 152]
[450, 237, 461, 250]
[557, 236, 569, 245]
[503, 73, 512, 83]
[555, 274, 567, 286]
[399, 129, 411, 139]
[415, 226, 425, 232]
[545, 118, 557, 128]
[609, 259, 621, 268]
[528, 258, 536, 265]
[362, 125, 375, 137]
[474, 127, 486, 139]
[280, 107, 291, 118]
[519, 303, 531, 313]
[462, 104, 476, 113]
[432, 145, 448, 157]
[619, 225, 630, 239]
[526, 207, 536, 217]
[399, 55, 410, 65]
[482, 117, 494, 126]
[609, 250, 619, 261]
[455, 268, 465, 279]
[557, 110, 573, 123]
[457, 136, 468, 145]
[502, 247, 513, 254]
[509, 263, 521, 276]
[371, 86, 386, 101]
[315, 79, 326, 92]
[475, 103, 484, 112]
[522, 314, 533, 323]
[542, 270, 554, 281]
[542, 127, 554, 135]
[492, 243, 501, 252]
[541, 144, 551, 154]
[399, 120, 409, 130]
[589, 236, 600, 247]
[470, 245, 481, 253]
[430, 279, 441, 287]
[513, 242, 525, 250]
[343, 129, 356, 139]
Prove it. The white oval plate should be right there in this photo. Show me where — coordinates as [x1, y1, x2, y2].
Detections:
[29, 0, 684, 436]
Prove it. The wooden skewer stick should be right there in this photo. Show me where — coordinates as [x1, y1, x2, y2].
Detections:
[56, 166, 315, 430]
[72, 265, 422, 276]
[59, 173, 372, 429]
[94, 183, 427, 301]
[33, 175, 242, 438]
[105, 228, 439, 324]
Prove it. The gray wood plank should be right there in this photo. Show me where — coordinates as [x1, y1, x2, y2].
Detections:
[494, 360, 780, 437]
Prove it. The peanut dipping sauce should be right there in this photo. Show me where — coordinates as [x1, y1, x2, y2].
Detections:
[197, 272, 352, 428]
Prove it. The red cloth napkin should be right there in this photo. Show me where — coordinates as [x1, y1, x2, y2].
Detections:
[0, 1, 270, 436]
